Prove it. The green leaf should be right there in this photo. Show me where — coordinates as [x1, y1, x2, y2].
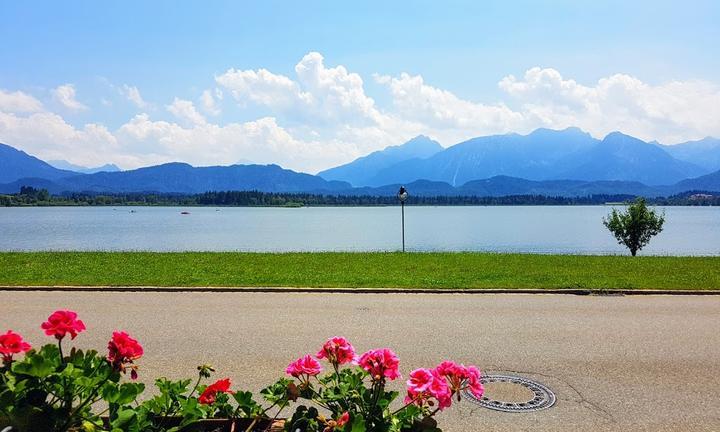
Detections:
[350, 413, 365, 432]
[12, 352, 57, 378]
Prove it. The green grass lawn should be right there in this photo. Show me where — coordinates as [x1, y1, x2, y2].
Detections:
[1, 252, 719, 290]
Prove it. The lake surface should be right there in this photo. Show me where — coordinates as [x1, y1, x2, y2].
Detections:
[0, 206, 718, 255]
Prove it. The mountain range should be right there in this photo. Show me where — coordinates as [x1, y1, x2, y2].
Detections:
[48, 160, 121, 174]
[1, 128, 720, 198]
[324, 128, 710, 187]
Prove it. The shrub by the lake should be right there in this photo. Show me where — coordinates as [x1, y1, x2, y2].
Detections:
[603, 197, 665, 256]
[1, 312, 483, 432]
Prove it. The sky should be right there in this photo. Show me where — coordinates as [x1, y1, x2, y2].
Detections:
[1, 0, 719, 173]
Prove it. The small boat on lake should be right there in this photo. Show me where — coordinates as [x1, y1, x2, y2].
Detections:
[180, 211, 190, 215]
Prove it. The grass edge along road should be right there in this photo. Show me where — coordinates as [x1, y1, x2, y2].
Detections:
[1, 252, 719, 290]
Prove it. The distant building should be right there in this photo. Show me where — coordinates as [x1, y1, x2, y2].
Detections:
[689, 193, 714, 200]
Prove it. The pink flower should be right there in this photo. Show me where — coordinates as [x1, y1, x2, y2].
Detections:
[407, 368, 434, 393]
[428, 369, 453, 409]
[107, 331, 144, 379]
[465, 365, 484, 398]
[0, 330, 31, 363]
[199, 378, 233, 405]
[404, 368, 452, 409]
[434, 360, 484, 399]
[336, 412, 349, 427]
[286, 354, 323, 378]
[41, 310, 86, 340]
[316, 337, 356, 365]
[357, 348, 400, 381]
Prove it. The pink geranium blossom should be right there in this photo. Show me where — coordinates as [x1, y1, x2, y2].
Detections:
[407, 368, 434, 393]
[0, 330, 31, 363]
[357, 348, 401, 381]
[316, 337, 356, 365]
[405, 368, 452, 409]
[286, 354, 323, 379]
[434, 360, 484, 398]
[41, 310, 86, 340]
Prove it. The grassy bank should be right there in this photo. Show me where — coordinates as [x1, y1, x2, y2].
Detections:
[1, 252, 719, 290]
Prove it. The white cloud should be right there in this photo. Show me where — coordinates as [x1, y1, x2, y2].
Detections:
[0, 89, 43, 113]
[121, 84, 147, 108]
[216, 52, 383, 125]
[375, 72, 527, 136]
[216, 67, 305, 109]
[0, 110, 137, 167]
[166, 98, 206, 126]
[117, 114, 354, 171]
[199, 89, 221, 116]
[52, 84, 87, 110]
[498, 67, 720, 143]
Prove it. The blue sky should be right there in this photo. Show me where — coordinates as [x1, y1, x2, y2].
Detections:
[1, 0, 719, 172]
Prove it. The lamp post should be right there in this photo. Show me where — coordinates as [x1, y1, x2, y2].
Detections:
[397, 186, 408, 252]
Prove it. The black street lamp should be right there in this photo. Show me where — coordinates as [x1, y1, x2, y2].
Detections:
[397, 186, 408, 252]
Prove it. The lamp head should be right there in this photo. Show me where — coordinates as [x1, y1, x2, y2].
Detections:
[397, 186, 408, 202]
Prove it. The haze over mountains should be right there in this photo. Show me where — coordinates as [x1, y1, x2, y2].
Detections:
[1, 128, 720, 198]
[47, 160, 121, 174]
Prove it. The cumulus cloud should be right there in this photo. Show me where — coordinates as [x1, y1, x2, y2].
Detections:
[52, 84, 87, 110]
[121, 84, 147, 108]
[200, 89, 222, 116]
[0, 110, 136, 167]
[375, 72, 527, 136]
[166, 98, 206, 126]
[117, 114, 354, 170]
[216, 52, 383, 125]
[498, 67, 720, 143]
[0, 89, 43, 113]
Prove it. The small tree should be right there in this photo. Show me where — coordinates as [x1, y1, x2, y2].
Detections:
[603, 197, 665, 256]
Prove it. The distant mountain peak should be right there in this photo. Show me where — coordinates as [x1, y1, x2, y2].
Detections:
[603, 131, 640, 141]
[48, 160, 121, 174]
[0, 143, 77, 183]
[317, 135, 443, 186]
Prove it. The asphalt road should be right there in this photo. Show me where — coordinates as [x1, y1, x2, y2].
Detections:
[2, 292, 719, 431]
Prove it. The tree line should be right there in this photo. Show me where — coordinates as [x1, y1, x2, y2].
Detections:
[1, 186, 718, 207]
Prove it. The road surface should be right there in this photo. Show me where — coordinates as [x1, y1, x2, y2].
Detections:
[2, 291, 719, 431]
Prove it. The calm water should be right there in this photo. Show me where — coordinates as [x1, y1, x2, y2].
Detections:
[0, 206, 718, 255]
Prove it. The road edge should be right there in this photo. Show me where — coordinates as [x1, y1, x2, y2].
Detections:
[1, 286, 720, 295]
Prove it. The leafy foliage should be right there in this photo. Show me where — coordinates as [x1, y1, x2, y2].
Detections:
[1, 344, 144, 432]
[603, 197, 665, 256]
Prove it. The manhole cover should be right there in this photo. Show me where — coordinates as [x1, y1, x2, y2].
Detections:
[463, 374, 556, 413]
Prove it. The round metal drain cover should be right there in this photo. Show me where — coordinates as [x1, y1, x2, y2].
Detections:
[463, 374, 556, 413]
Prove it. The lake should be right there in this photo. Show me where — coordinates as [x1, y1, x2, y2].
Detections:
[0, 206, 718, 255]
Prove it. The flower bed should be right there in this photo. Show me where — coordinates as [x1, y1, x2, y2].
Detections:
[1, 311, 484, 431]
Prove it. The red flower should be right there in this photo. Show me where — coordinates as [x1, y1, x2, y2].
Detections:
[336, 412, 349, 427]
[107, 331, 143, 379]
[41, 310, 86, 340]
[0, 330, 31, 363]
[199, 378, 233, 405]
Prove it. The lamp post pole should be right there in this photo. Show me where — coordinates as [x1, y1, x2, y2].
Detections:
[401, 200, 405, 252]
[397, 186, 408, 252]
